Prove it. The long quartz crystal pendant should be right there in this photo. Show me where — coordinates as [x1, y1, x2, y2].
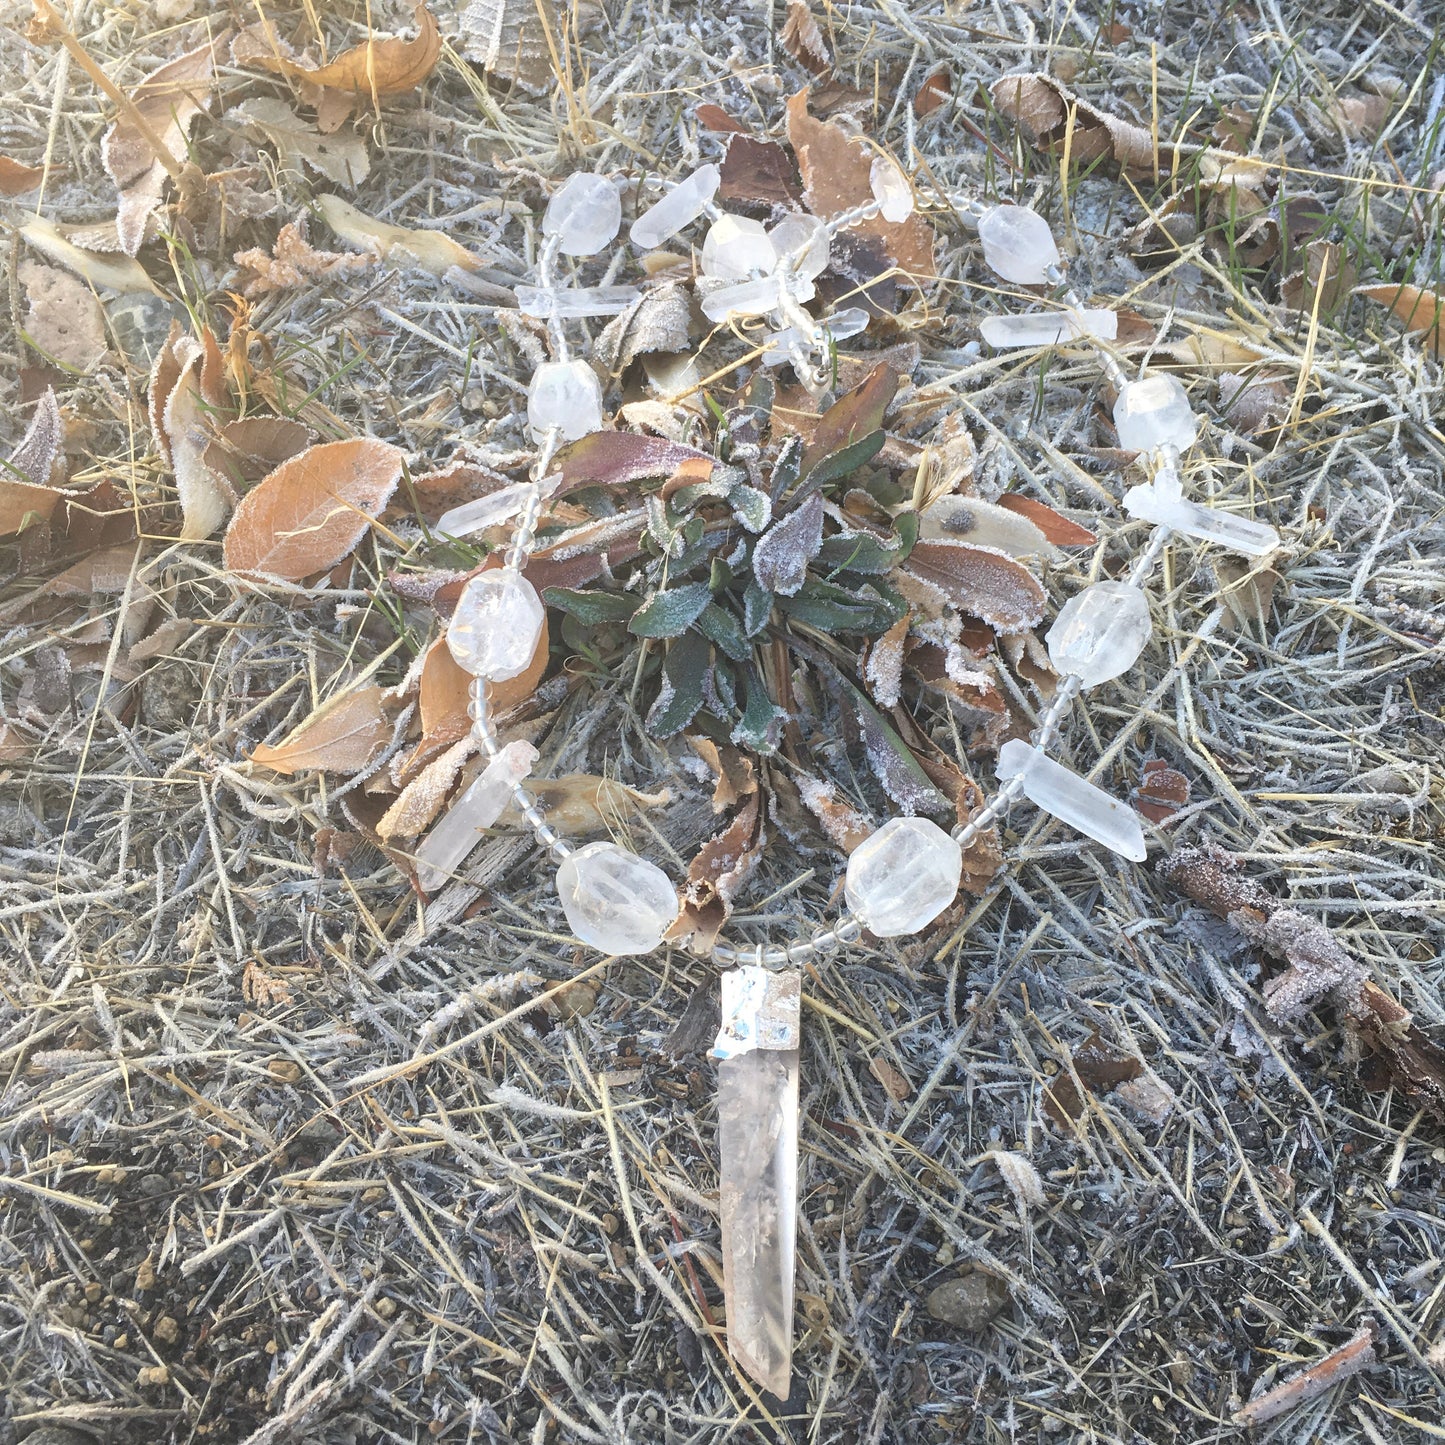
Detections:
[713, 966, 801, 1399]
[997, 739, 1147, 861]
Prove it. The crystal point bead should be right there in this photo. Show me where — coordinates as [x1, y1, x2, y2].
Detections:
[542, 172, 621, 256]
[978, 205, 1060, 284]
[701, 276, 793, 323]
[515, 284, 642, 319]
[447, 571, 545, 680]
[844, 816, 962, 937]
[701, 215, 776, 281]
[1124, 483, 1280, 557]
[556, 841, 679, 954]
[996, 739, 1147, 861]
[1046, 581, 1152, 688]
[869, 156, 914, 223]
[980, 308, 1118, 348]
[527, 359, 604, 442]
[630, 163, 721, 249]
[761, 307, 870, 365]
[1113, 376, 1197, 453]
[415, 740, 538, 892]
[436, 482, 535, 538]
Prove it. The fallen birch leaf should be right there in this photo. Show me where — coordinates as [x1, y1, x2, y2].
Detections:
[316, 193, 484, 274]
[904, 539, 1047, 632]
[102, 39, 218, 254]
[0, 389, 64, 536]
[1357, 281, 1445, 355]
[234, 220, 377, 298]
[251, 685, 391, 774]
[19, 259, 107, 370]
[230, 98, 371, 187]
[20, 217, 160, 294]
[257, 3, 441, 97]
[223, 438, 405, 580]
[0, 156, 45, 194]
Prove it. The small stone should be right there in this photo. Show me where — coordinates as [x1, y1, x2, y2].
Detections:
[542, 172, 621, 257]
[1113, 375, 1198, 453]
[447, 571, 545, 680]
[527, 359, 604, 442]
[925, 1272, 1010, 1330]
[979, 308, 1118, 348]
[996, 740, 1147, 861]
[514, 284, 642, 319]
[134, 1257, 157, 1292]
[137, 1364, 170, 1387]
[139, 1173, 168, 1198]
[977, 204, 1060, 284]
[701, 214, 776, 281]
[416, 740, 539, 893]
[768, 213, 830, 282]
[154, 1315, 180, 1344]
[630, 163, 721, 249]
[1046, 581, 1152, 687]
[555, 841, 679, 954]
[844, 816, 962, 937]
[869, 156, 914, 222]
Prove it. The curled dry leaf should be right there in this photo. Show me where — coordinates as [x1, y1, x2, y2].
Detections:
[230, 98, 372, 187]
[222, 437, 405, 581]
[251, 684, 391, 775]
[102, 39, 218, 254]
[234, 220, 378, 298]
[869, 1056, 911, 1101]
[153, 328, 235, 541]
[786, 89, 935, 279]
[254, 3, 441, 97]
[1357, 281, 1445, 356]
[689, 736, 757, 812]
[0, 155, 45, 194]
[904, 539, 1046, 632]
[780, 2, 830, 75]
[995, 494, 1095, 546]
[0, 389, 64, 536]
[20, 217, 160, 294]
[666, 793, 764, 949]
[203, 416, 315, 488]
[378, 734, 474, 842]
[794, 770, 872, 852]
[521, 775, 671, 835]
[316, 194, 485, 274]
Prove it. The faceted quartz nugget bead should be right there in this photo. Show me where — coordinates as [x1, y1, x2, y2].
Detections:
[977, 204, 1061, 284]
[556, 841, 680, 954]
[447, 570, 545, 680]
[527, 359, 603, 442]
[1113, 375, 1197, 453]
[844, 816, 962, 938]
[701, 214, 777, 281]
[1046, 581, 1152, 688]
[542, 171, 621, 256]
[869, 155, 914, 223]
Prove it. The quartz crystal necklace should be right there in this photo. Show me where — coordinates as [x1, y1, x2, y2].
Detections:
[420, 152, 1282, 1400]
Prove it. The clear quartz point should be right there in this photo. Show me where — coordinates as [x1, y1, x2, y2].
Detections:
[1113, 376, 1198, 452]
[996, 739, 1147, 861]
[542, 171, 621, 256]
[701, 214, 777, 281]
[436, 482, 536, 538]
[762, 306, 870, 365]
[515, 283, 642, 319]
[1046, 581, 1152, 687]
[447, 570, 545, 680]
[702, 275, 811, 322]
[869, 155, 914, 222]
[555, 841, 679, 954]
[768, 213, 830, 281]
[527, 359, 604, 442]
[630, 163, 721, 249]
[415, 740, 538, 892]
[716, 966, 800, 1400]
[977, 204, 1061, 284]
[980, 308, 1118, 348]
[1124, 475, 1280, 557]
[844, 816, 962, 937]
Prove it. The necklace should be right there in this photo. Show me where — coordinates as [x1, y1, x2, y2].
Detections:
[416, 143, 1282, 1399]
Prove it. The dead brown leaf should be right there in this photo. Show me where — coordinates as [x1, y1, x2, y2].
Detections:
[234, 220, 379, 298]
[666, 793, 764, 949]
[801, 361, 897, 472]
[203, 416, 315, 488]
[20, 217, 160, 295]
[1357, 281, 1445, 356]
[718, 135, 804, 207]
[688, 736, 757, 812]
[1134, 759, 1190, 823]
[780, 2, 830, 75]
[19, 260, 107, 370]
[1216, 555, 1282, 632]
[786, 88, 935, 279]
[697, 103, 749, 134]
[222, 437, 405, 580]
[869, 1056, 911, 1101]
[316, 193, 485, 274]
[995, 494, 1096, 546]
[903, 539, 1046, 633]
[793, 770, 872, 853]
[251, 684, 391, 775]
[0, 389, 64, 537]
[1281, 239, 1356, 318]
[256, 3, 441, 97]
[913, 66, 951, 118]
[0, 155, 45, 194]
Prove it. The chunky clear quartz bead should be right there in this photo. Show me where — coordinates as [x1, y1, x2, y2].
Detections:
[447, 570, 545, 680]
[1046, 581, 1152, 688]
[769, 213, 830, 282]
[515, 284, 642, 319]
[996, 739, 1147, 861]
[542, 172, 621, 256]
[556, 840, 679, 954]
[844, 816, 962, 938]
[869, 155, 914, 223]
[630, 163, 721, 249]
[980, 308, 1118, 348]
[701, 215, 777, 281]
[977, 205, 1060, 284]
[527, 359, 604, 442]
[1113, 376, 1197, 453]
[415, 740, 538, 892]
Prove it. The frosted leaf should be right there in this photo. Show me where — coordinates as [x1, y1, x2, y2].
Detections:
[919, 496, 1052, 558]
[985, 1150, 1046, 1213]
[905, 539, 1046, 631]
[866, 617, 907, 709]
[751, 491, 823, 596]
